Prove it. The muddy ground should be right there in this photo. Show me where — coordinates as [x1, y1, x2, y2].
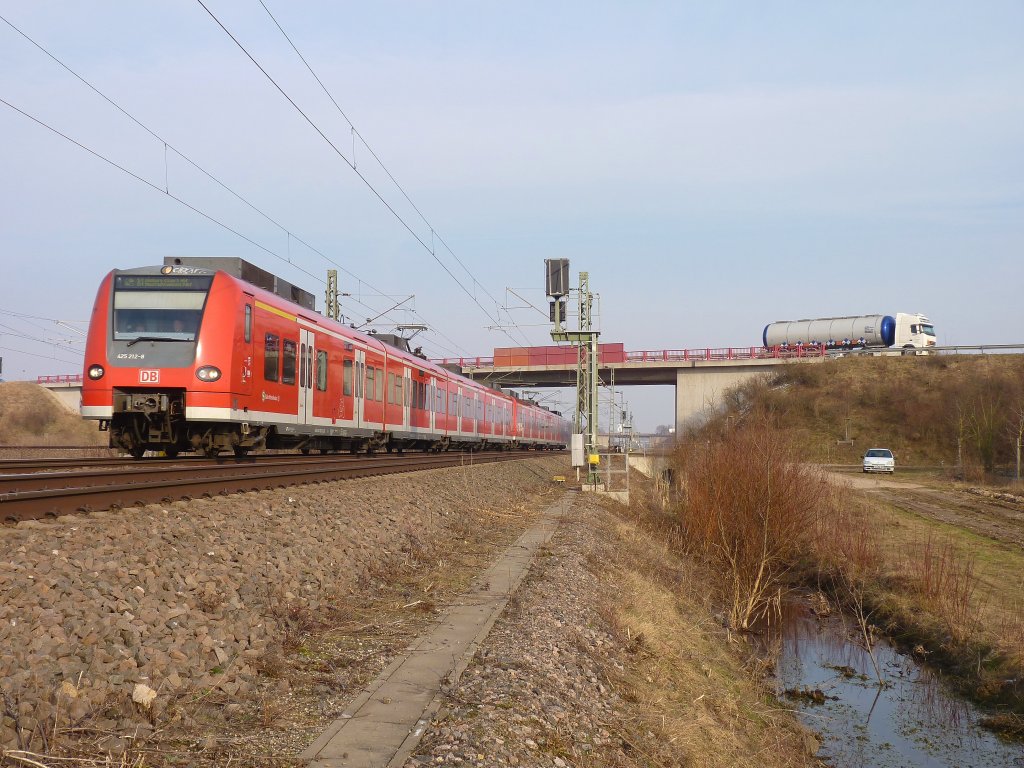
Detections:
[828, 469, 1024, 549]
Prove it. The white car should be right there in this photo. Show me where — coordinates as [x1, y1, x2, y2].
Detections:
[863, 448, 895, 474]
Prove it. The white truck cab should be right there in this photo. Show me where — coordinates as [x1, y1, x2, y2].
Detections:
[893, 313, 936, 352]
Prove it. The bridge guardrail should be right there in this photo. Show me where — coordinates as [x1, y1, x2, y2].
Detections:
[433, 343, 1024, 369]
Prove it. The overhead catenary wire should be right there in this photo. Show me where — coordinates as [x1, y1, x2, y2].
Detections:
[0, 344, 81, 366]
[0, 13, 471, 359]
[256, 0, 518, 332]
[0, 322, 84, 348]
[0, 95, 467, 360]
[196, 0, 531, 349]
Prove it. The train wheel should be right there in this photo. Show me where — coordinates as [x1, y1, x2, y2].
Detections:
[300, 447, 311, 455]
[164, 447, 179, 459]
[203, 446, 221, 458]
[129, 446, 146, 459]
[233, 446, 249, 457]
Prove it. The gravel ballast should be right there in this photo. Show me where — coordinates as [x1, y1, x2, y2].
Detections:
[0, 456, 562, 754]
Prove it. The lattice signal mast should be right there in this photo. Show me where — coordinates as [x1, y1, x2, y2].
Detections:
[545, 259, 600, 484]
[325, 270, 341, 321]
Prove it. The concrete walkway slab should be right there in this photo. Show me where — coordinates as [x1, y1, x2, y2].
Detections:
[301, 493, 569, 768]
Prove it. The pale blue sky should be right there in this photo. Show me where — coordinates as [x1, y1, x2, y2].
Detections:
[1, 2, 1021, 429]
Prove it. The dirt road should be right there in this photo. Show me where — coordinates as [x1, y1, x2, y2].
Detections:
[827, 470, 1024, 548]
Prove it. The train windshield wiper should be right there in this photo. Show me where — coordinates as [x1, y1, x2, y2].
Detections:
[126, 336, 184, 347]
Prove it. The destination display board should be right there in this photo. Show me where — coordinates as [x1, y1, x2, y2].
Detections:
[114, 275, 213, 291]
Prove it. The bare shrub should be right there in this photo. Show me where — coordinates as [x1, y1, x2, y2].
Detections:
[903, 534, 982, 643]
[811, 497, 886, 680]
[674, 422, 830, 630]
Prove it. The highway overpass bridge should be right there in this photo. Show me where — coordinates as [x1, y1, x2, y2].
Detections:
[436, 346, 827, 433]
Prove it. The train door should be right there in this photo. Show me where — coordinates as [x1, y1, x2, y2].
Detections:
[239, 295, 255, 401]
[458, 386, 465, 436]
[403, 367, 411, 430]
[429, 376, 436, 433]
[298, 328, 314, 424]
[354, 349, 366, 428]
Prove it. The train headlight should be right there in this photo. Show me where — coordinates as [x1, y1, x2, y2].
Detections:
[87, 365, 105, 380]
[195, 366, 222, 382]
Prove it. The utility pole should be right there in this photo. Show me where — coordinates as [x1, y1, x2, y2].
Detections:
[545, 260, 601, 485]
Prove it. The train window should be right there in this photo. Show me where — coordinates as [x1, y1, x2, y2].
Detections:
[244, 305, 252, 343]
[264, 334, 280, 382]
[112, 276, 209, 340]
[366, 366, 375, 400]
[316, 351, 328, 391]
[376, 368, 384, 402]
[387, 372, 396, 404]
[343, 360, 353, 396]
[355, 361, 364, 398]
[282, 340, 297, 385]
[299, 344, 306, 388]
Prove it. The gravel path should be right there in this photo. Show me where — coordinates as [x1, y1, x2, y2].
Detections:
[402, 494, 641, 768]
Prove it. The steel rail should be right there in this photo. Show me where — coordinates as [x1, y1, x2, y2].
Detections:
[0, 453, 424, 492]
[0, 451, 558, 523]
[0, 448, 526, 474]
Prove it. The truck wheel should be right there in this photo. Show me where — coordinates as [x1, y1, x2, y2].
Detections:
[901, 345, 915, 356]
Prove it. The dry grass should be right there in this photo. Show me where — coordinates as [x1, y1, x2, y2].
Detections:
[698, 354, 1024, 472]
[0, 382, 104, 447]
[855, 493, 1024, 709]
[901, 533, 982, 643]
[594, 500, 817, 768]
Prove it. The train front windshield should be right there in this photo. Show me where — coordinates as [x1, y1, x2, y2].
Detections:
[112, 274, 213, 341]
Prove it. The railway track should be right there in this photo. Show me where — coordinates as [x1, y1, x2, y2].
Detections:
[0, 450, 557, 523]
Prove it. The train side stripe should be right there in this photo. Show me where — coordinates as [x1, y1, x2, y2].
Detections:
[254, 300, 296, 322]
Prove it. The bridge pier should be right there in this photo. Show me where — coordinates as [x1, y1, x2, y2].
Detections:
[674, 360, 796, 434]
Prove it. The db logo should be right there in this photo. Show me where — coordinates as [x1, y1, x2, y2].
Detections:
[139, 370, 160, 383]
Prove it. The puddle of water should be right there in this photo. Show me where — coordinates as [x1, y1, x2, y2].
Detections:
[763, 598, 1024, 767]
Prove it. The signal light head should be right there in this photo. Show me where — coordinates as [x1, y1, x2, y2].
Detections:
[195, 366, 221, 382]
[87, 365, 105, 380]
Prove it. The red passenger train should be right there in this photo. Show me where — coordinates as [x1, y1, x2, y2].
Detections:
[80, 258, 570, 458]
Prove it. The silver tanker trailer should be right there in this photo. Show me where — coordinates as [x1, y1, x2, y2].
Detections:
[762, 313, 935, 353]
